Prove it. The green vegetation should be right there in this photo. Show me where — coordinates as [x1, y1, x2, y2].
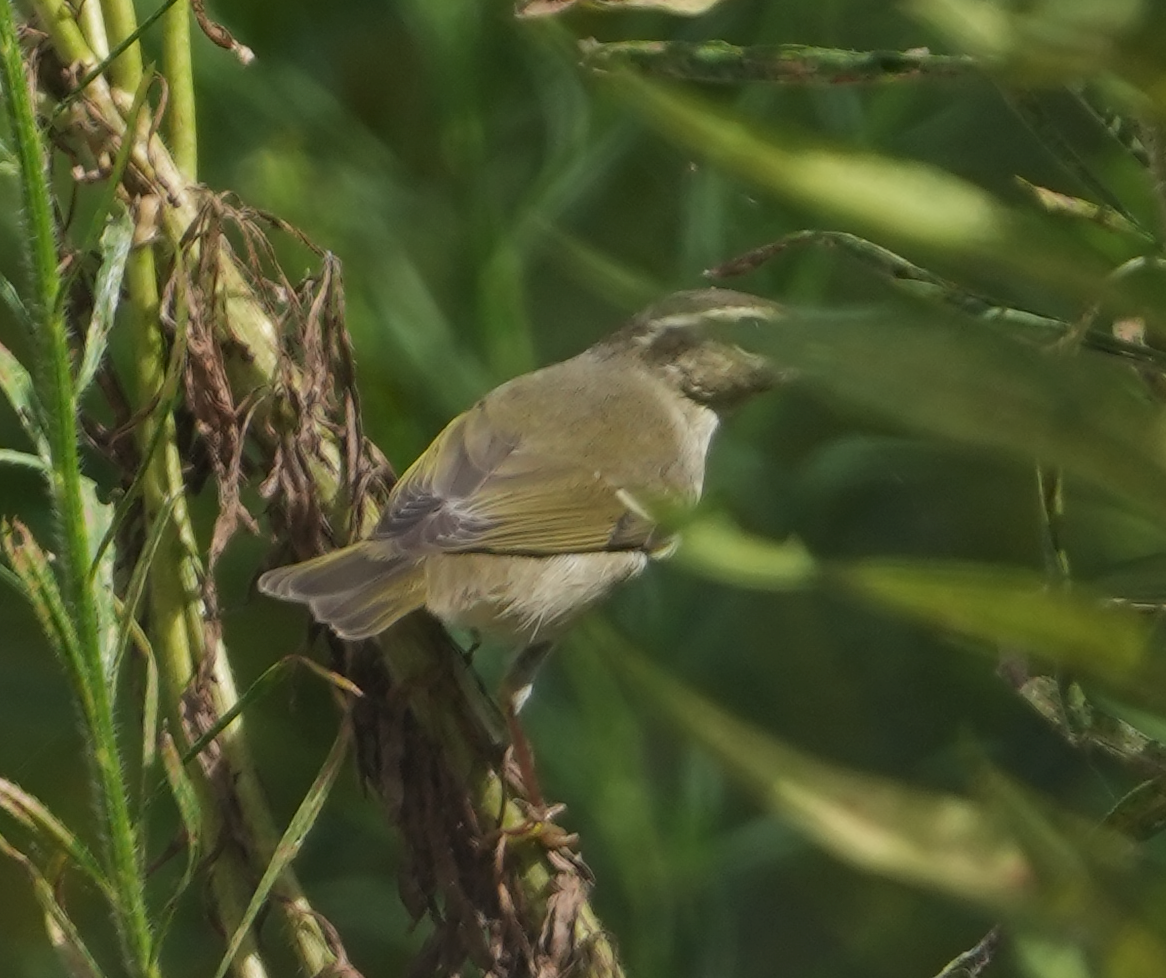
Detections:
[3, 2, 1166, 977]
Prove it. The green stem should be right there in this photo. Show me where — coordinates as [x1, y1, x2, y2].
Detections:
[77, 0, 110, 60]
[161, 0, 195, 178]
[0, 4, 156, 975]
[124, 245, 276, 978]
[26, 0, 98, 70]
[98, 0, 143, 90]
[93, 3, 328, 968]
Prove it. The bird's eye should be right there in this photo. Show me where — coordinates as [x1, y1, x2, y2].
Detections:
[648, 325, 692, 360]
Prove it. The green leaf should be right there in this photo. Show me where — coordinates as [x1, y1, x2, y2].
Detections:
[908, 0, 1158, 98]
[0, 448, 46, 472]
[76, 210, 133, 396]
[83, 473, 119, 697]
[88, 307, 189, 584]
[835, 560, 1164, 709]
[517, 0, 725, 15]
[674, 515, 818, 590]
[153, 732, 201, 962]
[672, 515, 1163, 709]
[754, 305, 1166, 525]
[978, 769, 1166, 978]
[0, 340, 47, 459]
[0, 270, 31, 333]
[0, 830, 109, 978]
[1, 521, 84, 688]
[618, 77, 1164, 308]
[603, 628, 1034, 910]
[111, 489, 181, 690]
[1014, 935, 1094, 978]
[212, 724, 351, 978]
[0, 779, 112, 900]
[65, 72, 152, 301]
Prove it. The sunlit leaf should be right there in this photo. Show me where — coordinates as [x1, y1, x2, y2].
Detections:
[672, 513, 1164, 709]
[80, 477, 118, 694]
[1014, 935, 1094, 978]
[582, 40, 979, 85]
[0, 448, 46, 471]
[0, 780, 111, 898]
[76, 210, 133, 396]
[0, 831, 108, 978]
[836, 560, 1164, 709]
[674, 515, 818, 590]
[604, 630, 1034, 909]
[908, 0, 1164, 107]
[618, 76, 1166, 311]
[0, 340, 47, 459]
[517, 0, 724, 15]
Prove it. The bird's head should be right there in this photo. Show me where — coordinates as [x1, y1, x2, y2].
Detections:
[599, 288, 780, 412]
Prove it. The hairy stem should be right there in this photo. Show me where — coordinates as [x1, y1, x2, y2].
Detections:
[0, 4, 156, 974]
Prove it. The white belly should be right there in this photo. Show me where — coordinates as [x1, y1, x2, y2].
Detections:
[424, 550, 649, 647]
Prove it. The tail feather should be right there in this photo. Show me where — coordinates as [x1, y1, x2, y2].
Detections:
[258, 543, 427, 640]
[259, 543, 399, 598]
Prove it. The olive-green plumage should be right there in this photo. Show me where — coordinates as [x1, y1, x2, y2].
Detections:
[259, 289, 776, 678]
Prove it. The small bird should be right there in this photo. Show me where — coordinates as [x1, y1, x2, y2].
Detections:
[259, 288, 777, 711]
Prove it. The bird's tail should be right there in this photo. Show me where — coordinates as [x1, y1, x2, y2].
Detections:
[258, 543, 427, 640]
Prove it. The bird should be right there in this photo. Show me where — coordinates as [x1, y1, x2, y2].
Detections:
[258, 288, 777, 714]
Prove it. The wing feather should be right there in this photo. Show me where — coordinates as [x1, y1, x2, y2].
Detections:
[374, 400, 662, 556]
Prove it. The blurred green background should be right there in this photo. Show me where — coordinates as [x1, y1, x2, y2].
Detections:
[2, 2, 1160, 976]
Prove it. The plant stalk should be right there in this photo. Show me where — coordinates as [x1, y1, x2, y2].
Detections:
[0, 4, 156, 974]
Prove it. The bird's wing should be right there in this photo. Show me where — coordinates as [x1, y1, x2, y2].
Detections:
[373, 400, 666, 555]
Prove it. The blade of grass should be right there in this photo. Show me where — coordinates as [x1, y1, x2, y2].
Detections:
[674, 515, 818, 590]
[0, 270, 31, 333]
[1, 520, 84, 687]
[110, 488, 181, 688]
[211, 723, 351, 978]
[599, 624, 1033, 910]
[0, 448, 46, 471]
[181, 656, 361, 766]
[752, 304, 1166, 525]
[0, 831, 109, 978]
[62, 71, 152, 307]
[152, 732, 201, 962]
[835, 560, 1163, 711]
[88, 310, 188, 583]
[618, 75, 1166, 312]
[0, 779, 112, 899]
[669, 513, 1165, 711]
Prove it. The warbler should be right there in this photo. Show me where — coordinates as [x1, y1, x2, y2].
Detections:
[259, 288, 777, 707]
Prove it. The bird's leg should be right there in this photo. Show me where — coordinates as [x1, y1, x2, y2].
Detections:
[499, 640, 555, 808]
